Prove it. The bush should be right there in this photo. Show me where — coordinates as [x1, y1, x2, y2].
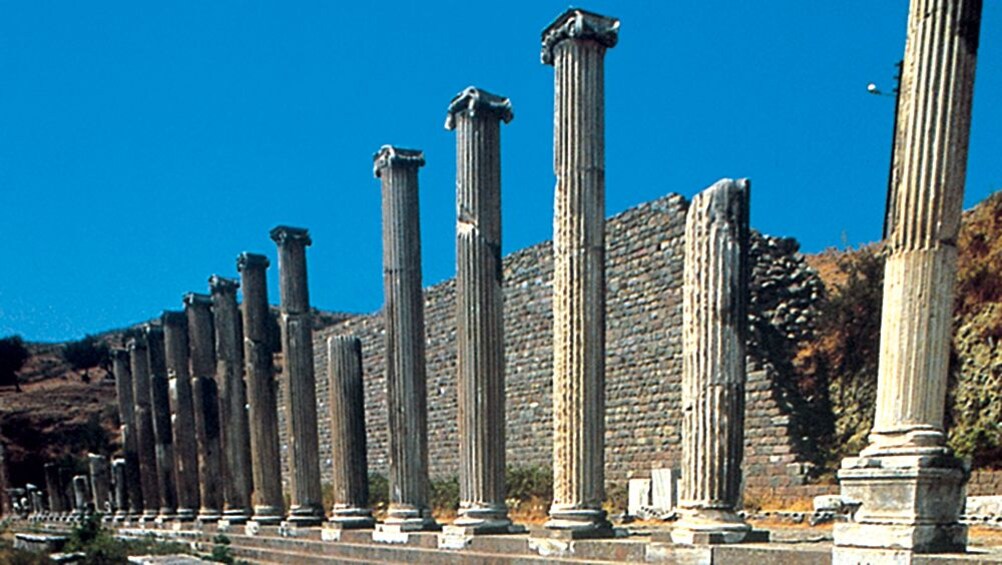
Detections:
[367, 473, 389, 511]
[429, 475, 459, 514]
[64, 514, 190, 564]
[505, 464, 552, 503]
[0, 335, 30, 391]
[62, 335, 110, 380]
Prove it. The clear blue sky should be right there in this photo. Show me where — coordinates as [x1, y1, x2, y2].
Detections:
[1, 1, 999, 343]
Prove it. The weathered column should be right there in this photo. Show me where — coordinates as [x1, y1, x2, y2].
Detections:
[270, 226, 324, 527]
[209, 275, 254, 525]
[111, 458, 127, 521]
[326, 335, 374, 529]
[87, 454, 112, 516]
[672, 179, 753, 545]
[44, 463, 66, 517]
[237, 252, 284, 525]
[27, 485, 42, 518]
[72, 475, 91, 517]
[0, 444, 8, 518]
[112, 347, 144, 518]
[835, 0, 983, 554]
[184, 292, 224, 523]
[444, 87, 516, 534]
[145, 323, 178, 520]
[541, 8, 618, 536]
[128, 336, 160, 520]
[373, 146, 437, 532]
[163, 310, 200, 521]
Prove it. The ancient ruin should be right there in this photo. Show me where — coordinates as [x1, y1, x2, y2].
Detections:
[162, 310, 200, 522]
[145, 323, 178, 520]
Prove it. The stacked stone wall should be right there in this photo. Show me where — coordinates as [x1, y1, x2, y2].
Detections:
[276, 192, 823, 490]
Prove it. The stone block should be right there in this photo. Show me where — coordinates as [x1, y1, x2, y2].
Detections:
[627, 479, 651, 516]
[651, 468, 678, 512]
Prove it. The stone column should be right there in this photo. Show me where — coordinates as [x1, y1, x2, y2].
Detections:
[237, 252, 285, 525]
[128, 336, 160, 520]
[835, 0, 983, 554]
[0, 444, 8, 518]
[672, 179, 753, 545]
[87, 454, 112, 516]
[184, 292, 224, 523]
[541, 8, 618, 536]
[444, 87, 516, 534]
[112, 347, 144, 518]
[163, 310, 200, 521]
[326, 335, 374, 529]
[270, 226, 324, 527]
[210, 275, 254, 524]
[72, 475, 91, 517]
[145, 324, 178, 520]
[373, 146, 437, 532]
[44, 463, 66, 517]
[111, 458, 127, 521]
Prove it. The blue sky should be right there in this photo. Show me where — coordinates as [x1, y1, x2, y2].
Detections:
[1, 1, 999, 343]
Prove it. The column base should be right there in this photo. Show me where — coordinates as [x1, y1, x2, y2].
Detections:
[328, 507, 375, 530]
[284, 505, 325, 527]
[834, 452, 968, 553]
[196, 510, 221, 524]
[174, 508, 197, 522]
[220, 509, 250, 526]
[662, 508, 762, 545]
[452, 503, 518, 534]
[540, 505, 614, 539]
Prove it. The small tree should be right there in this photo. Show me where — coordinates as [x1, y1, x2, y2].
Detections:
[0, 335, 30, 392]
[62, 335, 110, 381]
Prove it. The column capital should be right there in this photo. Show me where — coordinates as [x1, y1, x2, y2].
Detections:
[445, 87, 514, 130]
[269, 226, 312, 247]
[183, 292, 213, 308]
[143, 322, 163, 339]
[161, 310, 186, 327]
[126, 335, 147, 352]
[541, 8, 619, 65]
[237, 252, 270, 272]
[111, 348, 129, 362]
[373, 145, 425, 178]
[208, 275, 240, 295]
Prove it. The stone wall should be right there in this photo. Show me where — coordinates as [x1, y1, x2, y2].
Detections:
[276, 192, 824, 490]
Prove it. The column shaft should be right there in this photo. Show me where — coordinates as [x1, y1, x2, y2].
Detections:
[164, 311, 200, 521]
[238, 253, 285, 524]
[146, 325, 177, 518]
[270, 228, 324, 526]
[111, 458, 127, 520]
[112, 348, 144, 517]
[129, 337, 161, 519]
[185, 293, 224, 522]
[327, 335, 374, 528]
[87, 454, 112, 516]
[44, 463, 65, 516]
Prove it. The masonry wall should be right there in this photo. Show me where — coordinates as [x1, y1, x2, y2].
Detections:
[276, 192, 822, 490]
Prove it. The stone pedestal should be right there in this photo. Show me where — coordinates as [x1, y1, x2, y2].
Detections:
[185, 292, 224, 523]
[111, 458, 127, 521]
[44, 463, 66, 518]
[163, 310, 200, 522]
[87, 454, 111, 516]
[326, 335, 375, 529]
[373, 146, 437, 533]
[270, 227, 324, 527]
[112, 347, 144, 518]
[129, 336, 161, 520]
[834, 0, 982, 554]
[210, 275, 253, 524]
[445, 87, 519, 535]
[238, 252, 285, 526]
[672, 179, 755, 545]
[145, 324, 178, 520]
[71, 475, 91, 518]
[540, 8, 618, 536]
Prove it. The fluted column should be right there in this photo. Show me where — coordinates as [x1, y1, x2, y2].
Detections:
[112, 348, 144, 518]
[87, 454, 112, 517]
[836, 0, 982, 554]
[208, 275, 254, 524]
[145, 324, 177, 519]
[129, 336, 160, 520]
[185, 292, 224, 523]
[672, 179, 752, 544]
[541, 8, 618, 535]
[163, 310, 200, 521]
[445, 87, 516, 534]
[327, 335, 374, 529]
[373, 146, 437, 532]
[238, 252, 284, 525]
[44, 463, 66, 517]
[270, 226, 324, 527]
[111, 458, 127, 521]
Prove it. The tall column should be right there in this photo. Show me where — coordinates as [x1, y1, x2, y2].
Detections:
[237, 252, 284, 525]
[111, 458, 127, 521]
[184, 292, 224, 523]
[112, 347, 144, 518]
[0, 444, 8, 518]
[373, 146, 437, 532]
[326, 335, 374, 529]
[445, 87, 516, 534]
[72, 475, 91, 517]
[163, 310, 200, 521]
[210, 275, 254, 524]
[270, 226, 324, 527]
[145, 324, 178, 519]
[44, 463, 66, 517]
[672, 179, 752, 545]
[87, 454, 112, 516]
[541, 8, 618, 536]
[835, 0, 983, 554]
[128, 336, 160, 520]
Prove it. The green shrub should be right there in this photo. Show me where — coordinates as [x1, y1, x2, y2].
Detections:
[368, 473, 389, 511]
[429, 475, 459, 513]
[505, 465, 552, 503]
